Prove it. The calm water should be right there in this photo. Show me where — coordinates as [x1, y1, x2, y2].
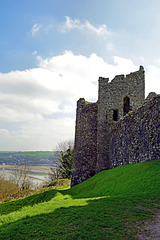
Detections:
[0, 167, 50, 189]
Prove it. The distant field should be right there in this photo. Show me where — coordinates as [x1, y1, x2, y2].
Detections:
[8, 151, 54, 158]
[0, 151, 59, 166]
[0, 151, 54, 158]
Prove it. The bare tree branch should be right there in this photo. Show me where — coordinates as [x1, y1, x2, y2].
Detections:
[48, 139, 74, 182]
[10, 163, 33, 190]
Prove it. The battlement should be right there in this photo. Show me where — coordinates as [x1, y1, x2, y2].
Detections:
[98, 77, 109, 83]
[98, 66, 145, 122]
[71, 66, 159, 187]
[77, 98, 95, 108]
[99, 66, 144, 88]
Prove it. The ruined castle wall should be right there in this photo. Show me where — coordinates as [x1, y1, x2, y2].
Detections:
[71, 66, 157, 188]
[110, 96, 160, 167]
[71, 98, 98, 187]
[96, 67, 145, 173]
[96, 77, 111, 172]
[98, 66, 145, 123]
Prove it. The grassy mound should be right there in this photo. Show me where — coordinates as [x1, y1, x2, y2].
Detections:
[0, 161, 160, 239]
[69, 160, 160, 198]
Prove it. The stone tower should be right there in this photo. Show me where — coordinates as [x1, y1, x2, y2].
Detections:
[96, 66, 145, 172]
[71, 66, 145, 187]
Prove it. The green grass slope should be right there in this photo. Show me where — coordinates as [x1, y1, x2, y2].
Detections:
[0, 160, 160, 240]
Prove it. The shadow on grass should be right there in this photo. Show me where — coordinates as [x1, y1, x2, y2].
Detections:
[0, 194, 156, 240]
[0, 189, 58, 215]
[1, 160, 160, 239]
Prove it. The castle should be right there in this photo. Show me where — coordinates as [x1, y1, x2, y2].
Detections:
[71, 66, 160, 187]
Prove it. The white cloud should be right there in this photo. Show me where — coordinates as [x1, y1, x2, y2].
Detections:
[106, 42, 115, 52]
[31, 21, 55, 37]
[0, 105, 43, 122]
[0, 118, 75, 151]
[0, 129, 9, 137]
[0, 51, 159, 150]
[61, 16, 111, 38]
[31, 24, 42, 36]
[32, 50, 37, 55]
[44, 21, 54, 34]
[146, 65, 160, 96]
[112, 56, 137, 75]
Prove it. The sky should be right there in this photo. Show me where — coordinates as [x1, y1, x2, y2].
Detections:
[0, 0, 160, 151]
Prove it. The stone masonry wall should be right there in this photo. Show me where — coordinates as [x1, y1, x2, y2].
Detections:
[71, 98, 98, 187]
[71, 67, 160, 188]
[110, 95, 160, 167]
[96, 66, 145, 173]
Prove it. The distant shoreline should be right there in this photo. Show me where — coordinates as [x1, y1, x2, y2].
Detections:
[0, 165, 52, 188]
[0, 165, 50, 173]
[0, 165, 50, 174]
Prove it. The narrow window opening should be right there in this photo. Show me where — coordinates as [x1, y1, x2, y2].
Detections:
[113, 110, 118, 121]
[123, 96, 130, 116]
[106, 111, 107, 120]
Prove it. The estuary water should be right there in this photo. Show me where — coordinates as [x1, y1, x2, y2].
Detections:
[0, 165, 51, 189]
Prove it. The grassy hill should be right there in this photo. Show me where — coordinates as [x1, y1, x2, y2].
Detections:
[0, 160, 160, 239]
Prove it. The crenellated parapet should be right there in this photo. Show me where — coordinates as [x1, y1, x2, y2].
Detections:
[71, 66, 159, 187]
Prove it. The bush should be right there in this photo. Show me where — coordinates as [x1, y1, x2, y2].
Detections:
[46, 178, 71, 188]
[0, 176, 20, 202]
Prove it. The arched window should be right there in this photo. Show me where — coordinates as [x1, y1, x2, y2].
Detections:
[123, 96, 130, 116]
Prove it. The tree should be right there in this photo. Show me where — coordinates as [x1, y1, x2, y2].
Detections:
[10, 163, 33, 190]
[49, 139, 74, 181]
[59, 147, 74, 179]
[55, 139, 74, 153]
